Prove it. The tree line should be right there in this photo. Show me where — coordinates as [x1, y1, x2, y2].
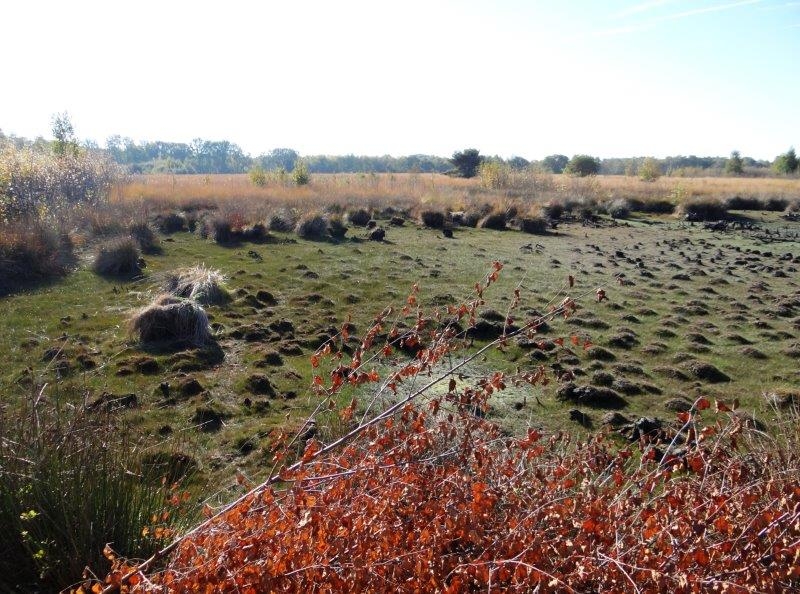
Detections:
[0, 127, 795, 177]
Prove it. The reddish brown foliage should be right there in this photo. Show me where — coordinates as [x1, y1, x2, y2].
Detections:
[95, 267, 800, 594]
[98, 405, 800, 593]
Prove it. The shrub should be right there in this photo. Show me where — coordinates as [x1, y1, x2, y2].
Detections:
[519, 216, 548, 234]
[0, 144, 119, 221]
[678, 199, 728, 222]
[162, 266, 230, 306]
[0, 395, 189, 592]
[92, 236, 141, 277]
[638, 157, 661, 182]
[293, 160, 310, 185]
[249, 165, 267, 187]
[477, 210, 507, 230]
[295, 213, 329, 240]
[327, 216, 349, 240]
[347, 208, 372, 227]
[128, 221, 160, 253]
[0, 223, 73, 294]
[420, 210, 446, 229]
[129, 294, 211, 345]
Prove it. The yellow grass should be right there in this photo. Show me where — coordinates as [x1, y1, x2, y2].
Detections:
[113, 172, 800, 214]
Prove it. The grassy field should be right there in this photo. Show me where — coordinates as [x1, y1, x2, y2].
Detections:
[115, 171, 800, 213]
[2, 201, 798, 496]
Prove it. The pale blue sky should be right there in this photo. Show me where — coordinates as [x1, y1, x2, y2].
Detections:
[2, 0, 798, 159]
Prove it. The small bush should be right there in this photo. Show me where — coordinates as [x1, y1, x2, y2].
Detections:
[678, 199, 728, 222]
[129, 294, 211, 346]
[327, 216, 349, 240]
[477, 210, 507, 230]
[163, 266, 230, 305]
[128, 221, 160, 253]
[295, 213, 329, 240]
[249, 165, 267, 187]
[519, 216, 548, 234]
[348, 208, 372, 227]
[92, 236, 141, 277]
[0, 223, 73, 294]
[293, 160, 310, 185]
[420, 210, 446, 229]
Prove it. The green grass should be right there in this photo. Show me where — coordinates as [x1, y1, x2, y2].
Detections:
[1, 213, 798, 493]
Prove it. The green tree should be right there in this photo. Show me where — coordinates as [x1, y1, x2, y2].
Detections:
[542, 154, 569, 174]
[450, 148, 482, 178]
[725, 151, 744, 175]
[564, 154, 600, 177]
[638, 157, 661, 182]
[774, 147, 798, 174]
[51, 112, 79, 157]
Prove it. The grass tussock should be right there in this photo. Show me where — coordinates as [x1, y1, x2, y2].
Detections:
[347, 208, 372, 227]
[420, 210, 446, 229]
[294, 213, 329, 240]
[0, 394, 190, 592]
[92, 236, 142, 277]
[677, 198, 728, 221]
[162, 266, 230, 306]
[129, 294, 211, 345]
[128, 220, 161, 253]
[477, 210, 507, 230]
[0, 223, 74, 294]
[519, 216, 549, 234]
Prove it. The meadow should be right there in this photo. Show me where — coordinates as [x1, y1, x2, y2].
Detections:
[2, 167, 800, 591]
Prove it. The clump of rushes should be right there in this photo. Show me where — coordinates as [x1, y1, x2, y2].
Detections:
[129, 294, 211, 346]
[162, 266, 230, 306]
[92, 236, 141, 277]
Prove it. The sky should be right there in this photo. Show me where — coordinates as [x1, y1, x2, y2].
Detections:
[1, 0, 798, 160]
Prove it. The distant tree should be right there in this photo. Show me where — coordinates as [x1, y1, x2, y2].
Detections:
[507, 156, 530, 170]
[774, 147, 798, 174]
[725, 150, 744, 175]
[258, 148, 299, 172]
[51, 112, 80, 157]
[450, 148, 483, 178]
[564, 154, 600, 177]
[542, 154, 569, 174]
[638, 157, 661, 182]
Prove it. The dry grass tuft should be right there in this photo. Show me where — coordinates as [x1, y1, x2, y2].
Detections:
[0, 223, 74, 294]
[162, 266, 230, 306]
[92, 236, 141, 277]
[295, 213, 329, 240]
[477, 210, 507, 230]
[129, 294, 211, 345]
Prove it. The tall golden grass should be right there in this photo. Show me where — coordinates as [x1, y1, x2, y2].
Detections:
[113, 172, 800, 215]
